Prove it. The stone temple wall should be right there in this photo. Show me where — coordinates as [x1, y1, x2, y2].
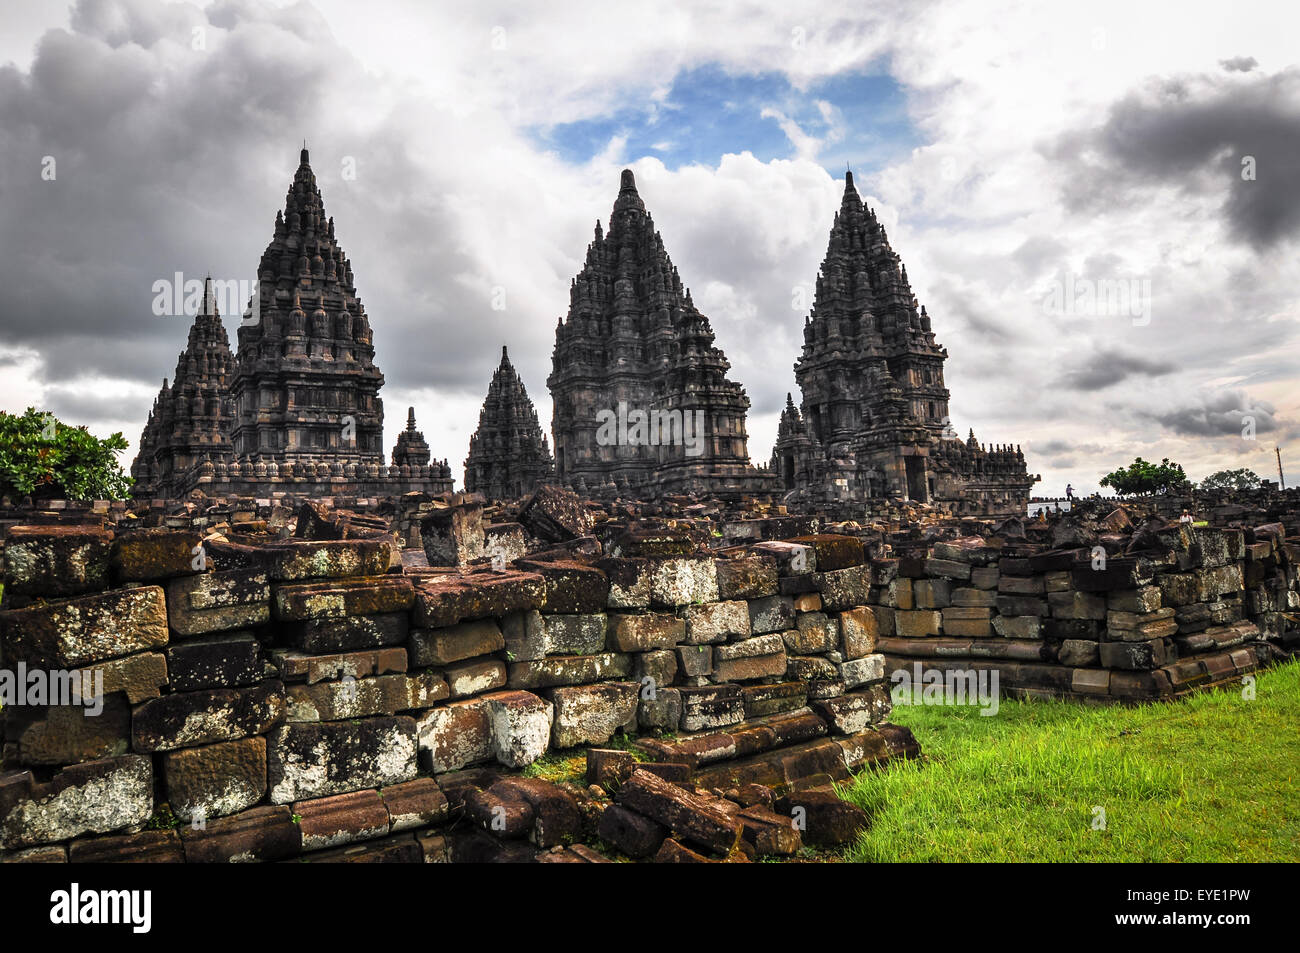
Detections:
[1, 489, 1294, 862]
[0, 521, 918, 863]
[874, 521, 1299, 702]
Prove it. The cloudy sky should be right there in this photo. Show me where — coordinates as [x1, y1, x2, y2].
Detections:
[1, 0, 1297, 494]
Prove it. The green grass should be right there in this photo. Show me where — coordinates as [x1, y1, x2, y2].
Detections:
[838, 660, 1300, 862]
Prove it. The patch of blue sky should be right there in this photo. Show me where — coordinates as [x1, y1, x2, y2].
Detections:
[531, 64, 921, 178]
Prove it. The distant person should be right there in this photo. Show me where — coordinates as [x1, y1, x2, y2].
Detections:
[1065, 483, 1074, 502]
[1180, 509, 1194, 525]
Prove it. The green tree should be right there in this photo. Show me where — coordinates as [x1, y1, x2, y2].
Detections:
[0, 407, 132, 501]
[1199, 468, 1261, 491]
[1099, 456, 1189, 495]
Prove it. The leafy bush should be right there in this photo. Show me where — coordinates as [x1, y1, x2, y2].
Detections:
[0, 407, 132, 501]
[1099, 456, 1188, 495]
[1199, 468, 1261, 491]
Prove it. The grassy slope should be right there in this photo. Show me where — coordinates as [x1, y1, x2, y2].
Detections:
[839, 660, 1300, 862]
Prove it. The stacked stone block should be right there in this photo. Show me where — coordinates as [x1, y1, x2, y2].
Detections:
[0, 523, 909, 863]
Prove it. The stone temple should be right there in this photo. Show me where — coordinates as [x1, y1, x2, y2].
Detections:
[131, 148, 453, 498]
[464, 346, 556, 501]
[131, 277, 236, 498]
[770, 172, 1038, 514]
[548, 170, 779, 499]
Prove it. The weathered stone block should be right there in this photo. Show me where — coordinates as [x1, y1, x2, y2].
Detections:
[132, 681, 284, 752]
[741, 681, 807, 718]
[748, 594, 795, 634]
[648, 556, 719, 607]
[443, 658, 508, 698]
[714, 555, 778, 600]
[484, 690, 552, 767]
[812, 684, 890, 733]
[638, 687, 682, 731]
[1047, 590, 1106, 620]
[2, 525, 113, 597]
[548, 682, 639, 747]
[679, 684, 743, 731]
[839, 653, 886, 690]
[597, 803, 667, 858]
[618, 769, 739, 853]
[273, 647, 407, 684]
[676, 643, 713, 677]
[166, 569, 271, 636]
[991, 593, 1047, 617]
[786, 535, 865, 571]
[941, 607, 993, 637]
[273, 576, 414, 621]
[294, 789, 390, 851]
[838, 607, 879, 660]
[895, 609, 941, 638]
[951, 587, 997, 607]
[166, 633, 263, 691]
[1108, 586, 1162, 613]
[264, 539, 390, 581]
[0, 755, 152, 849]
[71, 652, 168, 704]
[289, 612, 409, 653]
[685, 600, 751, 643]
[5, 693, 131, 766]
[540, 613, 607, 656]
[268, 717, 418, 803]
[414, 571, 544, 627]
[68, 829, 183, 863]
[814, 565, 873, 611]
[1, 586, 168, 667]
[111, 529, 204, 582]
[286, 672, 447, 722]
[382, 777, 449, 831]
[1058, 639, 1100, 667]
[913, 578, 951, 608]
[417, 699, 494, 773]
[514, 559, 609, 614]
[608, 612, 685, 652]
[507, 653, 631, 689]
[409, 618, 504, 667]
[163, 737, 266, 821]
[1099, 638, 1169, 671]
[633, 648, 678, 688]
[179, 805, 301, 863]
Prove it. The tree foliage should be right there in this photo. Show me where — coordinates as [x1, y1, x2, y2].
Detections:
[0, 407, 132, 501]
[1199, 468, 1261, 492]
[1099, 457, 1189, 495]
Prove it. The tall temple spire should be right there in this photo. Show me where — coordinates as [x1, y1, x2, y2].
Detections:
[773, 172, 1037, 512]
[231, 145, 386, 462]
[548, 169, 776, 499]
[465, 345, 554, 500]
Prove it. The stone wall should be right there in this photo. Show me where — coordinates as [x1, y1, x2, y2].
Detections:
[875, 520, 1299, 702]
[0, 523, 915, 863]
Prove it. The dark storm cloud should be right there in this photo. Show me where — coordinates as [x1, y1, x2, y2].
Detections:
[1057, 348, 1176, 391]
[1138, 389, 1281, 437]
[0, 0, 553, 446]
[1050, 66, 1300, 249]
[1219, 56, 1258, 73]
